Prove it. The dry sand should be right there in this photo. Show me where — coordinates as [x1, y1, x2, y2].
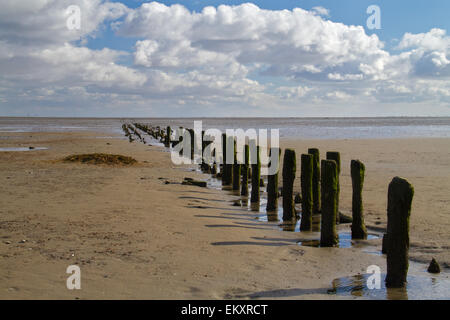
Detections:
[0, 130, 449, 299]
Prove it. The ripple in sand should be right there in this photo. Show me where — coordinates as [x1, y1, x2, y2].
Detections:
[0, 147, 48, 152]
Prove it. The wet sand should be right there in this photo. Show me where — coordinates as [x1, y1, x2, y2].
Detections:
[0, 130, 449, 299]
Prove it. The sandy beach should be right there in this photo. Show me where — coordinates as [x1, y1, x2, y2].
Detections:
[0, 129, 449, 299]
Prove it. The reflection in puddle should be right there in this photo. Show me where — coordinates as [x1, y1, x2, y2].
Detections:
[298, 232, 380, 248]
[0, 147, 48, 152]
[328, 273, 450, 300]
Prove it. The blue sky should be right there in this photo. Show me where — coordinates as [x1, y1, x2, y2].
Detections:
[1, 1, 449, 117]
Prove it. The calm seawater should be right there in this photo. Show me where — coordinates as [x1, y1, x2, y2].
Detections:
[0, 117, 449, 139]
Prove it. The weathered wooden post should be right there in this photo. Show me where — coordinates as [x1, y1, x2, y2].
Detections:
[326, 152, 340, 223]
[241, 144, 249, 196]
[250, 144, 261, 203]
[221, 134, 229, 186]
[200, 130, 208, 172]
[232, 139, 241, 191]
[300, 154, 313, 231]
[188, 128, 195, 161]
[225, 135, 234, 186]
[211, 148, 217, 175]
[320, 159, 338, 247]
[308, 148, 321, 214]
[266, 148, 280, 212]
[351, 160, 368, 239]
[385, 177, 414, 288]
[165, 126, 171, 147]
[282, 149, 296, 221]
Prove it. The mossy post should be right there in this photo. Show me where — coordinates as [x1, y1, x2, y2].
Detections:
[282, 149, 296, 221]
[326, 152, 340, 223]
[300, 154, 313, 231]
[165, 126, 171, 147]
[241, 144, 249, 196]
[308, 148, 321, 214]
[250, 145, 261, 203]
[232, 140, 241, 191]
[351, 160, 367, 239]
[320, 159, 338, 247]
[266, 148, 280, 212]
[385, 177, 414, 288]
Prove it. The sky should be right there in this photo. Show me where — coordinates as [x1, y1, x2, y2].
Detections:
[0, 0, 450, 117]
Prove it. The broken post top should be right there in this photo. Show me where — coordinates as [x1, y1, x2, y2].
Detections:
[308, 148, 320, 159]
[326, 151, 341, 173]
[351, 159, 365, 179]
[282, 149, 296, 179]
[321, 159, 338, 189]
[301, 153, 313, 162]
[388, 176, 414, 213]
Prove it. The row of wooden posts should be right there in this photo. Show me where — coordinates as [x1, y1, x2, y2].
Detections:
[128, 124, 414, 288]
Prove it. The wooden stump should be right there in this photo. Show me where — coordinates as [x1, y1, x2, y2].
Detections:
[385, 177, 414, 288]
[320, 159, 338, 247]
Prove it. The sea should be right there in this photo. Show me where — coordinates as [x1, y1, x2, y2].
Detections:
[0, 117, 449, 139]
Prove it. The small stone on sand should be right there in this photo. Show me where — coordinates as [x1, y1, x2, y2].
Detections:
[427, 258, 441, 273]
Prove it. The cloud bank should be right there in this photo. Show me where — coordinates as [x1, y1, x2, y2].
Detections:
[0, 1, 449, 116]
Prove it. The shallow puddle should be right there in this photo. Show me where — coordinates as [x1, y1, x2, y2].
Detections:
[297, 232, 380, 248]
[328, 272, 450, 299]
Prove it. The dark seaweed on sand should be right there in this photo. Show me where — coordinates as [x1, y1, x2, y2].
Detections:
[63, 153, 137, 165]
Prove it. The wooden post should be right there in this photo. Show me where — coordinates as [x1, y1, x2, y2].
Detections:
[250, 144, 261, 203]
[300, 154, 313, 231]
[326, 151, 340, 223]
[221, 134, 229, 186]
[241, 144, 249, 196]
[351, 160, 367, 239]
[320, 159, 338, 247]
[225, 135, 234, 186]
[308, 148, 321, 214]
[266, 148, 280, 212]
[232, 139, 241, 191]
[385, 177, 414, 288]
[282, 149, 296, 221]
[165, 126, 171, 147]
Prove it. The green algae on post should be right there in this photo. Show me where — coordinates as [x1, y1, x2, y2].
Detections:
[326, 151, 341, 223]
[250, 144, 261, 203]
[241, 144, 249, 196]
[385, 177, 414, 288]
[282, 149, 296, 221]
[300, 154, 313, 231]
[266, 148, 280, 212]
[320, 159, 338, 247]
[351, 159, 368, 239]
[308, 148, 321, 214]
